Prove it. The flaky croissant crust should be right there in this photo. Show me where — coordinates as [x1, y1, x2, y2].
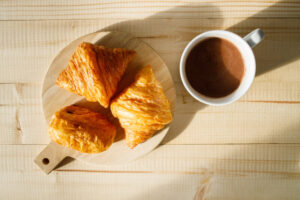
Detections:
[111, 65, 172, 148]
[56, 42, 136, 108]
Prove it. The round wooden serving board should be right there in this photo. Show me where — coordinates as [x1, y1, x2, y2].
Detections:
[34, 31, 176, 174]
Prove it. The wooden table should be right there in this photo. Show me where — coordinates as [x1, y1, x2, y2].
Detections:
[1, 0, 300, 199]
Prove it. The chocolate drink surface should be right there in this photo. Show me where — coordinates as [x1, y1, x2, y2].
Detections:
[185, 37, 244, 98]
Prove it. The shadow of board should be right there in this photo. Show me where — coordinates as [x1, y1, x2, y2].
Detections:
[102, 2, 222, 144]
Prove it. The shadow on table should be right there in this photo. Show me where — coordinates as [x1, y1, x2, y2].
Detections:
[99, 0, 299, 145]
[96, 0, 300, 199]
[226, 2, 300, 76]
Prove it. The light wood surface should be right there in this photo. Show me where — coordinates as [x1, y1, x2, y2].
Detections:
[36, 31, 175, 173]
[1, 0, 300, 199]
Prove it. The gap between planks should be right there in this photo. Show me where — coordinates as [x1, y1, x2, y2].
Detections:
[2, 143, 300, 146]
[54, 169, 300, 176]
[0, 17, 300, 22]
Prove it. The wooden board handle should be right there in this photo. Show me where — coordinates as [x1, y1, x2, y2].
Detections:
[34, 141, 69, 174]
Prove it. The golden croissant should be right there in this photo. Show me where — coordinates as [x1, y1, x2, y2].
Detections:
[56, 42, 136, 108]
[111, 65, 172, 148]
[48, 105, 116, 153]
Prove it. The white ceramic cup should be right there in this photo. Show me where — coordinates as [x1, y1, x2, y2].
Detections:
[180, 29, 264, 106]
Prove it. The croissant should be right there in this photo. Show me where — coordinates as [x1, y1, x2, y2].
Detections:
[48, 105, 116, 153]
[56, 42, 136, 108]
[111, 65, 172, 148]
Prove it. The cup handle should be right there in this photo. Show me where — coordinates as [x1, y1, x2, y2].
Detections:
[243, 28, 264, 48]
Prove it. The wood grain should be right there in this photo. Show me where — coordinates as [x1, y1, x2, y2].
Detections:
[1, 0, 300, 20]
[1, 0, 300, 198]
[2, 144, 300, 199]
[1, 17, 300, 83]
[1, 84, 299, 145]
[0, 18, 299, 146]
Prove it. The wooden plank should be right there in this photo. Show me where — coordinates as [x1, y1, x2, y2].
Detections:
[1, 60, 300, 105]
[0, 83, 299, 145]
[1, 145, 300, 199]
[0, 83, 40, 105]
[1, 101, 300, 145]
[48, 144, 300, 173]
[0, 106, 19, 144]
[0, 105, 48, 144]
[1, 0, 300, 20]
[0, 17, 299, 82]
[0, 83, 48, 144]
[2, 170, 300, 200]
[0, 84, 19, 105]
[1, 78, 300, 106]
[0, 83, 39, 105]
[165, 101, 300, 145]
